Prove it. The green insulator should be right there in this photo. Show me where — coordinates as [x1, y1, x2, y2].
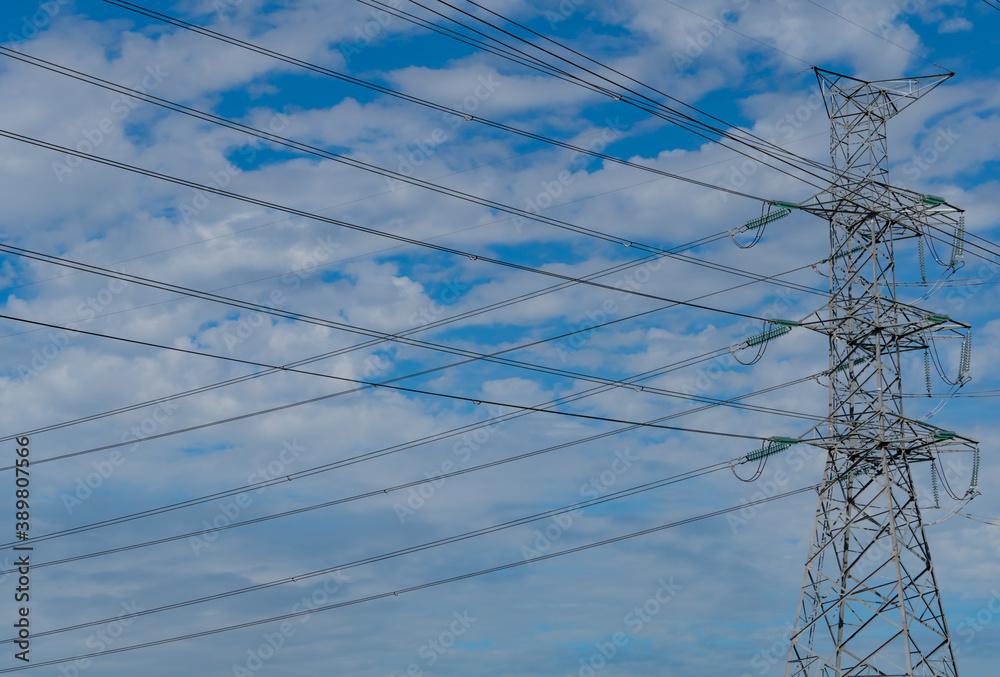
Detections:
[924, 351, 933, 396]
[770, 200, 799, 210]
[770, 319, 800, 327]
[744, 325, 791, 347]
[745, 437, 798, 463]
[835, 463, 875, 483]
[742, 208, 792, 231]
[950, 215, 966, 267]
[922, 195, 946, 206]
[839, 464, 875, 481]
[855, 464, 877, 477]
[832, 356, 867, 374]
[927, 313, 950, 324]
[959, 330, 972, 380]
[918, 238, 927, 283]
[931, 462, 940, 507]
[934, 430, 956, 440]
[833, 245, 865, 262]
[971, 448, 980, 492]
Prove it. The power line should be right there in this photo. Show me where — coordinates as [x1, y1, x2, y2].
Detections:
[0, 124, 836, 310]
[801, 0, 948, 71]
[98, 0, 776, 203]
[0, 485, 818, 670]
[0, 123, 675, 300]
[393, 0, 968, 242]
[0, 241, 827, 465]
[96, 0, 971, 263]
[3, 451, 735, 573]
[432, 0, 899, 191]
[0, 46, 845, 301]
[1, 240, 803, 401]
[0, 46, 742, 256]
[0, 359, 826, 553]
[0, 301, 818, 476]
[1, 3, 990, 674]
[398, 0, 837, 190]
[0, 131, 776, 322]
[1, 371, 823, 557]
[0, 311, 782, 462]
[657, 0, 812, 67]
[0, 246, 735, 441]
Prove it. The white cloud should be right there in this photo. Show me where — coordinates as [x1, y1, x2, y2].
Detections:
[0, 0, 996, 674]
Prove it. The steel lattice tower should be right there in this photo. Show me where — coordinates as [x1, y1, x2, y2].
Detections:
[784, 70, 977, 677]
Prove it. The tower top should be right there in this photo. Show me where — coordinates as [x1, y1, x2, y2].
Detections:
[814, 67, 952, 121]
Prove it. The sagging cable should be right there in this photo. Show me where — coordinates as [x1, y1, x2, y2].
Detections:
[731, 436, 800, 482]
[814, 356, 867, 387]
[814, 244, 865, 276]
[729, 205, 791, 249]
[731, 319, 797, 366]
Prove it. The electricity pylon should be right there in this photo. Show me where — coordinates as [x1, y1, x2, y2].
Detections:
[783, 69, 978, 676]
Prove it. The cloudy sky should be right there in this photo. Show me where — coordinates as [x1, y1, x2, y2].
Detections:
[1, 0, 998, 675]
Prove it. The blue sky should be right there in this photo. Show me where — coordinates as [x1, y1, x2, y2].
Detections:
[0, 0, 999, 675]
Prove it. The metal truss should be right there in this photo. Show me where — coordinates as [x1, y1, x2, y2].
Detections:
[784, 69, 976, 677]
